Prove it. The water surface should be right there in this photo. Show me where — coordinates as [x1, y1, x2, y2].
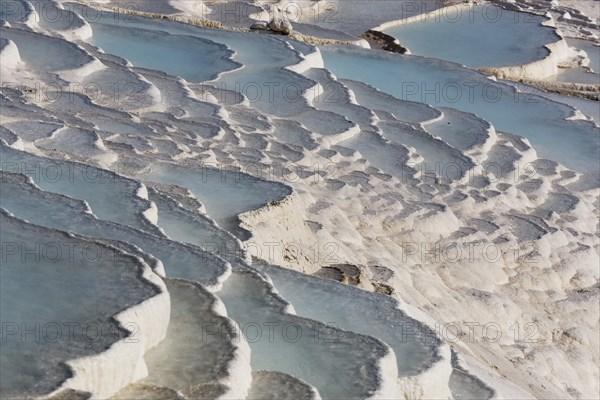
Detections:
[384, 5, 557, 68]
[322, 48, 599, 172]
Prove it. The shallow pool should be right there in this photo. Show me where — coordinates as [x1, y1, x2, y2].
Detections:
[138, 162, 291, 238]
[322, 47, 599, 172]
[88, 22, 239, 82]
[566, 37, 600, 73]
[383, 5, 558, 68]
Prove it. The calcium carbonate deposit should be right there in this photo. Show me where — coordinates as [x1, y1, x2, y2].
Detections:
[0, 0, 598, 398]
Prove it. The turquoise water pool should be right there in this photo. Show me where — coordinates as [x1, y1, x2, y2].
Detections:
[322, 47, 599, 172]
[383, 5, 558, 68]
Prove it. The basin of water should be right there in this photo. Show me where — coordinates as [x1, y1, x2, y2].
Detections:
[0, 211, 157, 398]
[138, 162, 291, 238]
[258, 263, 442, 377]
[321, 47, 599, 172]
[88, 22, 240, 82]
[217, 267, 390, 400]
[0, 144, 155, 232]
[0, 167, 229, 289]
[566, 37, 600, 72]
[74, 4, 324, 119]
[383, 5, 558, 68]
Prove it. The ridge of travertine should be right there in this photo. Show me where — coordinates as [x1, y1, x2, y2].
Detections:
[0, 3, 597, 398]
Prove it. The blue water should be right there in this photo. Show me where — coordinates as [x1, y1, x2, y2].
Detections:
[78, 4, 313, 117]
[566, 38, 600, 73]
[75, 2, 600, 173]
[384, 5, 558, 68]
[139, 163, 291, 238]
[88, 22, 240, 82]
[321, 48, 599, 173]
